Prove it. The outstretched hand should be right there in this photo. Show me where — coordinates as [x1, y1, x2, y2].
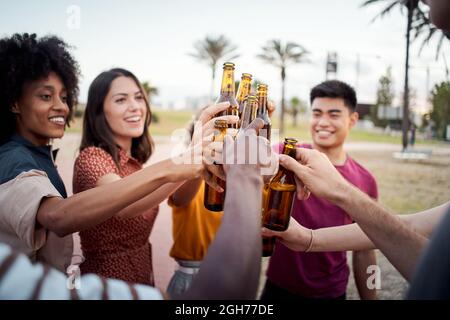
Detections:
[262, 217, 312, 252]
[278, 148, 349, 203]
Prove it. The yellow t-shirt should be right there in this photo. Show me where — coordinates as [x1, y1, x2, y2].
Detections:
[168, 181, 223, 261]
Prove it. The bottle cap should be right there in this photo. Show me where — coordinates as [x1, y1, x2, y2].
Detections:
[214, 119, 228, 128]
[284, 137, 298, 145]
[223, 62, 235, 68]
[257, 84, 268, 90]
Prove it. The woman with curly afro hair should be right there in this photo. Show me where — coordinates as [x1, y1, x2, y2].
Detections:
[0, 33, 220, 273]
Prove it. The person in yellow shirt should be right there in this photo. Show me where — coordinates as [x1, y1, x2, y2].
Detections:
[167, 102, 275, 296]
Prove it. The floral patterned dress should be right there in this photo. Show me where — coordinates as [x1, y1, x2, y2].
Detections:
[73, 146, 159, 285]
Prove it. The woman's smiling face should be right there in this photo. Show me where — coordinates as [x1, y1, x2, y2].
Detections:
[13, 71, 69, 146]
[103, 76, 147, 146]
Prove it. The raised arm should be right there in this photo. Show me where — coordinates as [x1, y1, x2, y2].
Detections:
[37, 157, 197, 236]
[265, 201, 449, 254]
[401, 202, 449, 238]
[276, 148, 428, 281]
[169, 178, 203, 208]
[37, 102, 235, 236]
[176, 119, 270, 299]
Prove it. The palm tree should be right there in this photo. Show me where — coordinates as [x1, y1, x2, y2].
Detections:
[141, 81, 158, 104]
[361, 0, 447, 150]
[257, 40, 309, 135]
[290, 97, 300, 127]
[189, 35, 239, 100]
[289, 97, 308, 127]
[413, 13, 450, 60]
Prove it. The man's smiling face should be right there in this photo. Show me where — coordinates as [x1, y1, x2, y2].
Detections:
[310, 97, 358, 150]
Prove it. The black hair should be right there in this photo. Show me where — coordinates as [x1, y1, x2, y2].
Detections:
[80, 68, 154, 167]
[310, 80, 357, 112]
[0, 33, 80, 144]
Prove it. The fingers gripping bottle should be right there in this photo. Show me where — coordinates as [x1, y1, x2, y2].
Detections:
[203, 119, 228, 212]
[261, 138, 298, 255]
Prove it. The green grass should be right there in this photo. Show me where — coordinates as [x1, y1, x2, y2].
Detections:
[349, 149, 450, 214]
[67, 109, 196, 136]
[151, 109, 194, 136]
[271, 117, 447, 146]
[69, 110, 447, 147]
[66, 110, 450, 214]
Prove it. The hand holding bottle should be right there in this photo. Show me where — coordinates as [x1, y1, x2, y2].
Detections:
[279, 148, 350, 204]
[173, 102, 238, 186]
[222, 118, 274, 174]
[262, 217, 312, 252]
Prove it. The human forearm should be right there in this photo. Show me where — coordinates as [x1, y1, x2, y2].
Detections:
[400, 202, 449, 238]
[170, 178, 202, 207]
[335, 185, 428, 281]
[311, 223, 376, 252]
[310, 202, 449, 252]
[278, 148, 431, 280]
[117, 181, 184, 218]
[37, 158, 176, 236]
[353, 250, 378, 300]
[262, 217, 376, 253]
[178, 166, 262, 299]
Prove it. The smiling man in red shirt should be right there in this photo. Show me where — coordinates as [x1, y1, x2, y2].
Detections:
[262, 80, 378, 300]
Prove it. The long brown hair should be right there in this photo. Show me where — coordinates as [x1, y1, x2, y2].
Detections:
[80, 68, 154, 167]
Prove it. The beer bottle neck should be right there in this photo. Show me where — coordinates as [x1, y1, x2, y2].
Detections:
[213, 127, 227, 142]
[257, 94, 268, 116]
[282, 143, 297, 157]
[220, 68, 235, 96]
[237, 79, 252, 104]
[276, 143, 296, 183]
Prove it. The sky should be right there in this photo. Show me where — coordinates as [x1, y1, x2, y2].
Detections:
[1, 0, 449, 113]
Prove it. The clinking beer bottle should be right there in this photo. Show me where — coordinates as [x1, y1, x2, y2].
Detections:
[262, 138, 298, 231]
[262, 183, 276, 257]
[262, 236, 276, 257]
[236, 73, 253, 121]
[239, 95, 258, 130]
[216, 62, 239, 129]
[204, 119, 228, 212]
[257, 84, 275, 255]
[256, 84, 272, 141]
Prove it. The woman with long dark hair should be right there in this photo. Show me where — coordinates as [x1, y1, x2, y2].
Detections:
[0, 33, 228, 273]
[73, 68, 164, 285]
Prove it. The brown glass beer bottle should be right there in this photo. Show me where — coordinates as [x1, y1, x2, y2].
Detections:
[256, 84, 272, 141]
[216, 62, 239, 129]
[236, 73, 253, 121]
[262, 236, 276, 257]
[262, 138, 298, 231]
[262, 183, 276, 257]
[203, 119, 228, 212]
[239, 95, 258, 130]
[258, 84, 275, 255]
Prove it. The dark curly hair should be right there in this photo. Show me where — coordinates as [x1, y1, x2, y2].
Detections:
[0, 33, 80, 144]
